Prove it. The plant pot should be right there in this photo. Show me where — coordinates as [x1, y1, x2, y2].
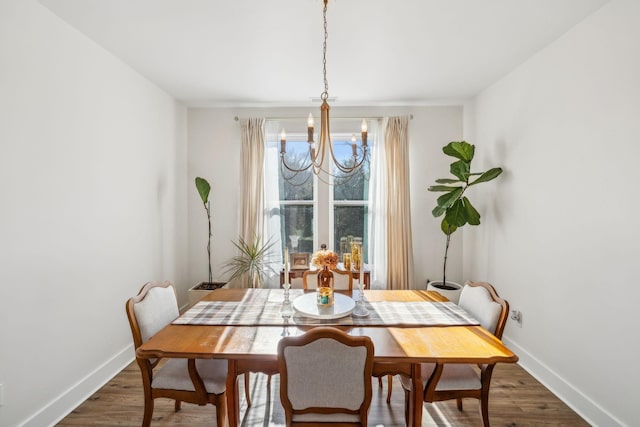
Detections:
[188, 281, 226, 307]
[426, 280, 464, 304]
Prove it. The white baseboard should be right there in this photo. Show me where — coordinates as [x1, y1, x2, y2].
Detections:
[20, 345, 134, 427]
[502, 336, 625, 427]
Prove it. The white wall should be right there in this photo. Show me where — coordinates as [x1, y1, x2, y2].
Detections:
[464, 1, 639, 426]
[0, 1, 187, 426]
[187, 106, 463, 289]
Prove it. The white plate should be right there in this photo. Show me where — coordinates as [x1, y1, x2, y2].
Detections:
[292, 292, 356, 320]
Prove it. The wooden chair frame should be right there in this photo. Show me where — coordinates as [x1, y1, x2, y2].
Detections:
[278, 326, 374, 426]
[126, 281, 227, 427]
[302, 268, 353, 291]
[403, 280, 509, 427]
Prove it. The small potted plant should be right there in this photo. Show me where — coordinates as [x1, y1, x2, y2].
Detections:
[427, 141, 502, 303]
[189, 177, 226, 305]
[223, 235, 277, 288]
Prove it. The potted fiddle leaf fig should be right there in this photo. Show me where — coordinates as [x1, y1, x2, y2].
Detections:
[427, 141, 502, 303]
[189, 177, 226, 306]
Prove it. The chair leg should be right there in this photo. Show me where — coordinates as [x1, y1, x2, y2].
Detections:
[216, 393, 227, 427]
[456, 397, 463, 411]
[244, 373, 252, 407]
[174, 399, 181, 412]
[142, 397, 154, 427]
[480, 396, 490, 427]
[378, 377, 383, 388]
[402, 387, 411, 426]
[386, 375, 393, 403]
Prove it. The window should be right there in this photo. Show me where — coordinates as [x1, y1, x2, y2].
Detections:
[266, 119, 372, 264]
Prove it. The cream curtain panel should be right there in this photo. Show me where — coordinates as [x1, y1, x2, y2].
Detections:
[239, 117, 266, 247]
[383, 116, 414, 290]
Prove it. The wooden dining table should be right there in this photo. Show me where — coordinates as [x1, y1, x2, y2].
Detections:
[136, 288, 518, 427]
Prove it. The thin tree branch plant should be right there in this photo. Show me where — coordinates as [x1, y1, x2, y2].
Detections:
[194, 177, 225, 290]
[428, 141, 502, 290]
[223, 235, 277, 288]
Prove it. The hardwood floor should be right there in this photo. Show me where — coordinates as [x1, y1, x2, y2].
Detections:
[56, 362, 589, 426]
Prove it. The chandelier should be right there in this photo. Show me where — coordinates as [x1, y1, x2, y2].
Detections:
[279, 0, 368, 181]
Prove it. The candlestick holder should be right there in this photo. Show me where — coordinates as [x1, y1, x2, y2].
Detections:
[352, 275, 369, 317]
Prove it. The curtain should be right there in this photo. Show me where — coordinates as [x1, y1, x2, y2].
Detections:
[383, 116, 414, 290]
[263, 120, 284, 288]
[240, 118, 265, 240]
[239, 118, 266, 287]
[368, 119, 387, 289]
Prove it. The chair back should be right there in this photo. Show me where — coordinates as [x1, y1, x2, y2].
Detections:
[126, 281, 179, 348]
[459, 281, 509, 338]
[278, 327, 373, 425]
[302, 269, 353, 291]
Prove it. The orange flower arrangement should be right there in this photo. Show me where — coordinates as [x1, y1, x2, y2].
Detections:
[311, 249, 339, 270]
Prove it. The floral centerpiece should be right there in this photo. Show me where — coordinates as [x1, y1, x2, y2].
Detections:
[312, 249, 338, 306]
[311, 249, 339, 270]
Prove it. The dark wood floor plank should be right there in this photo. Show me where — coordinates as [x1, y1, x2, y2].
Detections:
[56, 362, 589, 426]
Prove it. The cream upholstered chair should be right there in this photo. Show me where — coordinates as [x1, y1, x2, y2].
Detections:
[278, 326, 374, 426]
[126, 281, 228, 426]
[400, 281, 509, 427]
[302, 268, 353, 291]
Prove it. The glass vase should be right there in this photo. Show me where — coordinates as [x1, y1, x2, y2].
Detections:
[316, 266, 334, 306]
[351, 242, 362, 271]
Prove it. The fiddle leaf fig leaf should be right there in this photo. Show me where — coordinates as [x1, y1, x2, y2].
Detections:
[450, 160, 470, 182]
[435, 178, 462, 184]
[441, 218, 457, 235]
[462, 197, 481, 225]
[432, 204, 447, 218]
[436, 187, 463, 210]
[445, 199, 467, 227]
[443, 141, 475, 162]
[428, 185, 462, 192]
[195, 177, 211, 204]
[469, 167, 503, 186]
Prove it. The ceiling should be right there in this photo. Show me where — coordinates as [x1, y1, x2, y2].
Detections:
[39, 0, 608, 107]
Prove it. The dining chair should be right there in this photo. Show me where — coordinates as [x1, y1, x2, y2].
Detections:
[278, 326, 374, 426]
[302, 268, 353, 290]
[399, 280, 509, 427]
[126, 281, 228, 426]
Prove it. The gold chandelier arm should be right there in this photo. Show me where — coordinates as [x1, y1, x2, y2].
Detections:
[321, 101, 368, 174]
[280, 153, 314, 173]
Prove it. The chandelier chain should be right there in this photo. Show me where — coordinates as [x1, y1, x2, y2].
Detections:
[321, 0, 328, 100]
[278, 0, 368, 183]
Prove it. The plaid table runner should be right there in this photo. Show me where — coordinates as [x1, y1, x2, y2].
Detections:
[173, 289, 479, 327]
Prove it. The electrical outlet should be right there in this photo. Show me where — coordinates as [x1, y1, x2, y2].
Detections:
[510, 310, 522, 327]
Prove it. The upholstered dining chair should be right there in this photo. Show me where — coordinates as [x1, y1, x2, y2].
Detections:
[278, 326, 374, 426]
[126, 281, 228, 426]
[302, 268, 353, 290]
[399, 280, 510, 427]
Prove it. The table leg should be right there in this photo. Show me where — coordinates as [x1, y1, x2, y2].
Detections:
[226, 360, 240, 427]
[411, 363, 423, 427]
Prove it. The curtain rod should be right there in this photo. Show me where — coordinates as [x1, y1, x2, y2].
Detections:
[234, 115, 413, 122]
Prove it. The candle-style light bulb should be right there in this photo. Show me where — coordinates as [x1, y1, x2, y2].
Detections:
[361, 119, 368, 147]
[351, 134, 357, 157]
[307, 114, 314, 142]
[280, 128, 287, 154]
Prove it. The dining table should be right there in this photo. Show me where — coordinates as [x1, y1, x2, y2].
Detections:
[136, 287, 518, 427]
